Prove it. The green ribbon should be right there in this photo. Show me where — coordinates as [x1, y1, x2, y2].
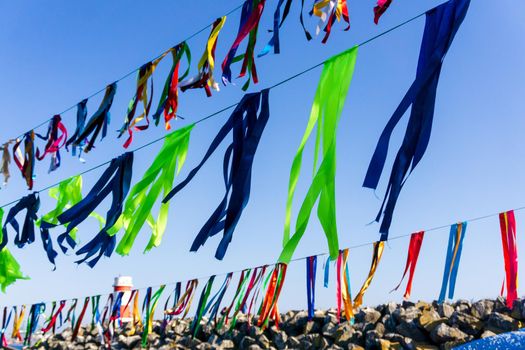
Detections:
[279, 46, 359, 264]
[36, 175, 104, 242]
[111, 124, 194, 255]
[0, 208, 29, 292]
[142, 285, 166, 347]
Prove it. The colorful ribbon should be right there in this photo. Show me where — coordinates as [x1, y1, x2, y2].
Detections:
[13, 131, 36, 190]
[391, 231, 425, 299]
[205, 273, 233, 324]
[163, 90, 270, 260]
[354, 241, 384, 309]
[499, 210, 518, 308]
[336, 249, 354, 322]
[57, 153, 134, 267]
[222, 0, 266, 90]
[0, 307, 13, 347]
[24, 303, 45, 346]
[72, 83, 117, 153]
[374, 0, 393, 24]
[11, 305, 25, 342]
[438, 222, 467, 302]
[66, 99, 88, 160]
[165, 279, 198, 319]
[180, 18, 226, 97]
[0, 208, 28, 292]
[257, 263, 287, 329]
[111, 125, 193, 255]
[259, 0, 293, 56]
[142, 285, 165, 347]
[279, 47, 358, 264]
[311, 0, 350, 44]
[41, 300, 65, 334]
[362, 0, 471, 240]
[306, 256, 317, 320]
[190, 276, 215, 336]
[35, 114, 68, 172]
[152, 43, 192, 130]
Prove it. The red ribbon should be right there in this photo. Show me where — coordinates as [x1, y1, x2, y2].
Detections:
[391, 231, 425, 299]
[41, 301, 66, 334]
[499, 211, 518, 308]
[374, 0, 393, 24]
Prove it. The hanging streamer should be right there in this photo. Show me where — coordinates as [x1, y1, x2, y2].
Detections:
[374, 0, 393, 24]
[306, 256, 317, 320]
[24, 303, 45, 346]
[142, 285, 166, 347]
[0, 307, 13, 348]
[217, 269, 252, 329]
[72, 83, 117, 153]
[257, 263, 287, 329]
[229, 267, 266, 329]
[337, 248, 354, 322]
[111, 125, 193, 255]
[391, 231, 425, 299]
[165, 280, 199, 319]
[72, 297, 90, 341]
[1, 141, 13, 185]
[35, 114, 68, 172]
[279, 47, 358, 264]
[205, 273, 233, 324]
[299, 0, 313, 40]
[57, 153, 134, 267]
[362, 0, 471, 240]
[152, 43, 192, 130]
[353, 241, 384, 308]
[324, 257, 331, 288]
[1, 193, 41, 251]
[0, 209, 29, 292]
[259, 0, 293, 56]
[222, 0, 266, 90]
[41, 301, 65, 334]
[13, 131, 36, 190]
[38, 176, 105, 254]
[66, 99, 88, 161]
[180, 18, 226, 97]
[311, 0, 350, 44]
[499, 210, 518, 308]
[163, 90, 270, 260]
[190, 276, 215, 336]
[119, 51, 172, 147]
[12, 306, 25, 342]
[438, 222, 467, 302]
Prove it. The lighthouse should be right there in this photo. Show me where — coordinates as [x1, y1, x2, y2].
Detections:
[113, 276, 133, 323]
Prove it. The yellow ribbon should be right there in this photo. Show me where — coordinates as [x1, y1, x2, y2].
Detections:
[341, 249, 354, 321]
[198, 16, 227, 91]
[353, 241, 384, 308]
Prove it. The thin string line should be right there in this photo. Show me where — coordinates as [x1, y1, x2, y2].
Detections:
[0, 7, 429, 210]
[3, 204, 522, 309]
[12, 2, 245, 140]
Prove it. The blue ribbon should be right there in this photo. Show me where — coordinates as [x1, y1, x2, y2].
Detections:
[259, 0, 293, 57]
[66, 99, 88, 157]
[362, 0, 471, 240]
[438, 222, 467, 302]
[306, 256, 317, 320]
[323, 257, 330, 288]
[163, 90, 270, 260]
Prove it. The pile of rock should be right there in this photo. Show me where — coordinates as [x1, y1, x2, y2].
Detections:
[32, 297, 524, 350]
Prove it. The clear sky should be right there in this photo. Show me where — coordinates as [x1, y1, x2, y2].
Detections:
[0, 0, 524, 314]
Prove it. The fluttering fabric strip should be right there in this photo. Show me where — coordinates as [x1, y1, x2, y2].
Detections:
[152, 43, 192, 130]
[66, 99, 88, 160]
[257, 263, 287, 329]
[353, 241, 384, 309]
[338, 248, 354, 322]
[35, 114, 68, 172]
[221, 0, 266, 91]
[438, 222, 467, 302]
[205, 273, 233, 324]
[306, 256, 317, 320]
[279, 46, 358, 264]
[0, 208, 28, 292]
[1, 141, 13, 185]
[190, 276, 215, 336]
[374, 0, 393, 24]
[72, 83, 117, 153]
[13, 131, 36, 190]
[362, 0, 471, 240]
[163, 90, 270, 260]
[11, 305, 25, 342]
[165, 279, 199, 319]
[57, 153, 134, 267]
[311, 0, 350, 44]
[259, 0, 293, 56]
[111, 125, 193, 255]
[180, 19, 226, 97]
[499, 210, 518, 308]
[391, 231, 425, 299]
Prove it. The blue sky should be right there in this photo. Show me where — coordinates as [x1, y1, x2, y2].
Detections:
[0, 0, 524, 314]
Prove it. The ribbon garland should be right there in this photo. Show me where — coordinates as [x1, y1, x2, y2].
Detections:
[165, 279, 199, 319]
[180, 18, 226, 97]
[438, 222, 467, 302]
[35, 114, 68, 172]
[257, 263, 287, 329]
[374, 0, 393, 24]
[353, 241, 385, 309]
[41, 300, 65, 334]
[66, 99, 88, 160]
[57, 153, 134, 267]
[221, 0, 266, 91]
[311, 0, 350, 44]
[152, 43, 192, 130]
[306, 256, 317, 320]
[391, 231, 425, 299]
[279, 46, 358, 264]
[362, 0, 471, 241]
[111, 125, 193, 255]
[499, 210, 518, 309]
[13, 131, 36, 190]
[163, 90, 270, 260]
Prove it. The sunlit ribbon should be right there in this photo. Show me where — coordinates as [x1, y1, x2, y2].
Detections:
[391, 231, 425, 299]
[257, 263, 287, 329]
[353, 241, 385, 308]
[438, 222, 467, 302]
[499, 210, 519, 308]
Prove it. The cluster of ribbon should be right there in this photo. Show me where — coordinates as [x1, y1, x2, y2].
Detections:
[0, 206, 519, 348]
[0, 0, 472, 292]
[0, 0, 396, 193]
